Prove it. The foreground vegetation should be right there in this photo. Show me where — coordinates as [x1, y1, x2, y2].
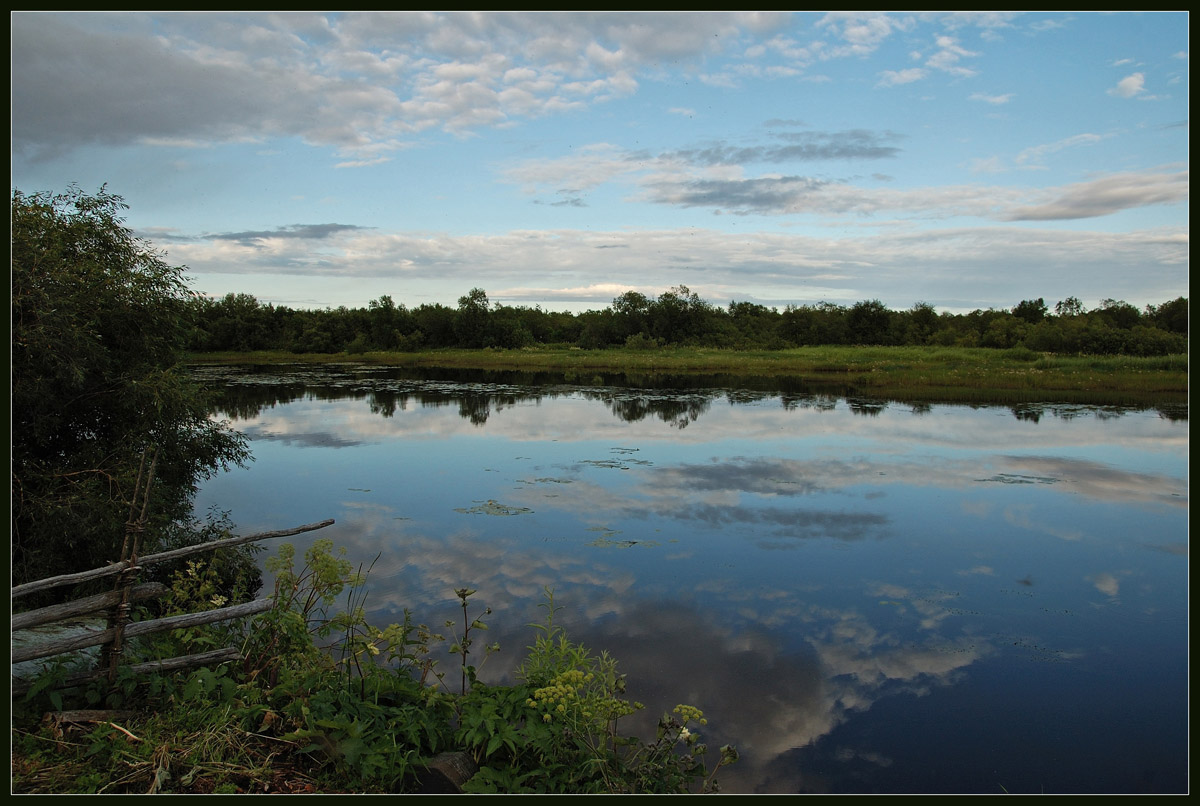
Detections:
[189, 344, 1189, 407]
[13, 541, 735, 794]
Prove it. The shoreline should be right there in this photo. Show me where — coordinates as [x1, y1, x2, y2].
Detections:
[186, 346, 1188, 409]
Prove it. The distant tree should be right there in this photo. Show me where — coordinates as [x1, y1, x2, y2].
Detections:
[1145, 296, 1188, 335]
[455, 287, 492, 348]
[979, 313, 1027, 348]
[1054, 296, 1084, 317]
[612, 290, 652, 340]
[205, 292, 273, 351]
[1012, 298, 1048, 325]
[847, 299, 892, 345]
[1095, 298, 1141, 330]
[414, 303, 457, 347]
[648, 285, 711, 345]
[905, 302, 939, 345]
[11, 186, 250, 593]
[367, 294, 400, 350]
[490, 304, 535, 348]
[576, 309, 620, 349]
[727, 301, 782, 348]
[814, 302, 852, 345]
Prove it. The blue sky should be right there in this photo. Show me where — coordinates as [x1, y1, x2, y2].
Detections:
[10, 11, 1189, 314]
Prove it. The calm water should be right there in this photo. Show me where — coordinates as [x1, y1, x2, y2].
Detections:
[192, 364, 1189, 794]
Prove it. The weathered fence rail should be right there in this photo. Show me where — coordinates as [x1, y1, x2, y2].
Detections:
[11, 518, 335, 696]
[12, 583, 168, 633]
[11, 598, 275, 665]
[11, 520, 336, 600]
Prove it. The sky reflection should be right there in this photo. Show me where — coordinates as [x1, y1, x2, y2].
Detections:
[194, 370, 1188, 793]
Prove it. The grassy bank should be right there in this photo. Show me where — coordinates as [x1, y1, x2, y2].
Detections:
[12, 544, 733, 794]
[187, 345, 1188, 407]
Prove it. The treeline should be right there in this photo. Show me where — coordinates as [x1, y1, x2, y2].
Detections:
[189, 286, 1188, 357]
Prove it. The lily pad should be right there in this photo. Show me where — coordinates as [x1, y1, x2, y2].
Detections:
[454, 499, 533, 516]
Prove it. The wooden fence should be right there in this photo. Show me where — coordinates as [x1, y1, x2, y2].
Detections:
[11, 518, 335, 697]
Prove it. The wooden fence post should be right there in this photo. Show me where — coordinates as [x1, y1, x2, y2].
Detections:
[102, 447, 158, 684]
[11, 518, 335, 695]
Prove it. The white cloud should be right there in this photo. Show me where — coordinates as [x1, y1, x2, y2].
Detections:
[1014, 133, 1104, 168]
[1108, 72, 1146, 98]
[504, 138, 1185, 225]
[1028, 17, 1066, 33]
[1003, 170, 1188, 220]
[173, 220, 1189, 317]
[925, 35, 979, 77]
[816, 12, 911, 58]
[502, 143, 650, 195]
[10, 12, 788, 162]
[1091, 572, 1120, 597]
[877, 68, 927, 87]
[968, 92, 1013, 105]
[969, 156, 1006, 174]
[334, 156, 393, 169]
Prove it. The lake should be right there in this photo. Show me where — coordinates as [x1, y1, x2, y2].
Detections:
[192, 363, 1189, 794]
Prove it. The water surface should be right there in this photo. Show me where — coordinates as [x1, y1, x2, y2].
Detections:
[193, 364, 1188, 794]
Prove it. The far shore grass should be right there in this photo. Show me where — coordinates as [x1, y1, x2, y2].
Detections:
[187, 345, 1188, 407]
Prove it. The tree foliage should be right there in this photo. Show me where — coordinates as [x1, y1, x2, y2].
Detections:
[11, 186, 249, 594]
[186, 285, 1187, 358]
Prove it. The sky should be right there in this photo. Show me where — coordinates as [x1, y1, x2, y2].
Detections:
[10, 11, 1190, 315]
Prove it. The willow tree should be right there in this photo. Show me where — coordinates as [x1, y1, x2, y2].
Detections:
[11, 186, 250, 597]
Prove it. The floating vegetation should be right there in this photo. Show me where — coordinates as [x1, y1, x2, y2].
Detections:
[454, 499, 533, 516]
[942, 606, 982, 616]
[580, 459, 629, 470]
[347, 487, 372, 492]
[976, 473, 1059, 485]
[580, 457, 653, 471]
[588, 535, 658, 549]
[1005, 636, 1071, 664]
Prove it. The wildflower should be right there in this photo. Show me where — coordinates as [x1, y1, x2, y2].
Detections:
[209, 594, 228, 607]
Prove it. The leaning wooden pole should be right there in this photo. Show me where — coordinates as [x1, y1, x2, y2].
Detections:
[11, 598, 274, 665]
[11, 583, 168, 632]
[103, 448, 158, 681]
[10, 520, 336, 599]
